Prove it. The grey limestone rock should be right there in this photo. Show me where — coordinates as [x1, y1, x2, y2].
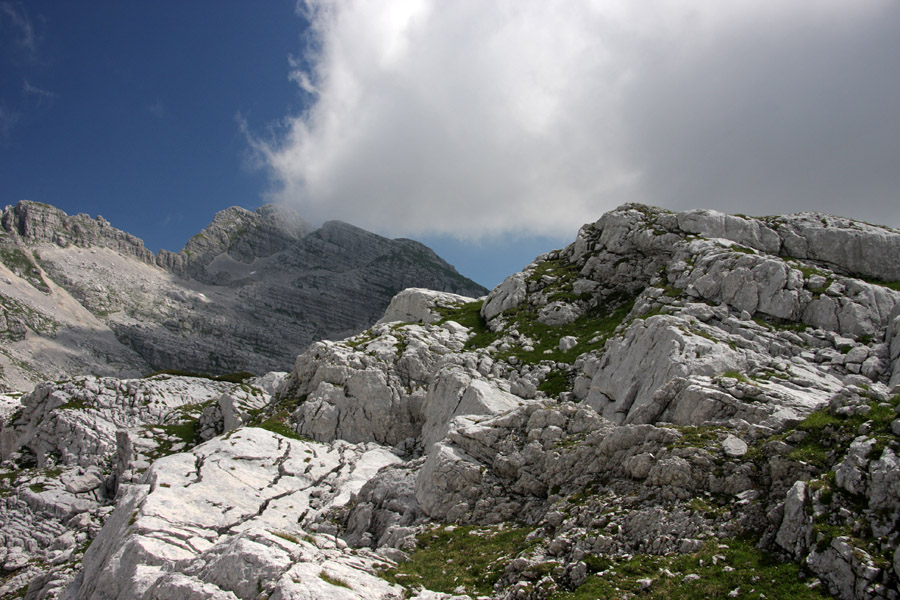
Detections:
[341, 457, 423, 549]
[481, 272, 527, 322]
[5, 202, 900, 599]
[721, 435, 748, 457]
[537, 301, 582, 325]
[677, 207, 900, 282]
[0, 200, 487, 392]
[888, 304, 900, 390]
[71, 428, 403, 600]
[178, 204, 314, 278]
[558, 335, 578, 352]
[376, 288, 478, 325]
[0, 375, 276, 599]
[0, 375, 234, 469]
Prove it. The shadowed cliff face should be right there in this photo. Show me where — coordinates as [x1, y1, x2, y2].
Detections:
[0, 200, 487, 391]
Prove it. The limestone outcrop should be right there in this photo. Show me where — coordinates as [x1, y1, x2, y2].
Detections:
[1, 203, 899, 599]
[72, 428, 402, 600]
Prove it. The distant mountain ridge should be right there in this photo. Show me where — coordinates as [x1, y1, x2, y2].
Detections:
[0, 200, 487, 391]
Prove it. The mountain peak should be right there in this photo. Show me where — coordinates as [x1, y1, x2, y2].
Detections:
[179, 204, 314, 273]
[0, 199, 485, 390]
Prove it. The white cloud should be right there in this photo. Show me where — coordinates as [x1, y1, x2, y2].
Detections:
[0, 2, 38, 60]
[23, 80, 54, 107]
[252, 0, 900, 238]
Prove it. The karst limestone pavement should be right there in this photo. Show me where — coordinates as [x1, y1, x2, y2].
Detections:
[1, 203, 900, 599]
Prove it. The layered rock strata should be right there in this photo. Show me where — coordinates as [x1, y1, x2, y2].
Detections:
[0, 201, 486, 391]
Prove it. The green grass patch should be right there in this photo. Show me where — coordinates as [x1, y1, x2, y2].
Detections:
[161, 421, 201, 445]
[805, 470, 888, 562]
[730, 244, 757, 255]
[793, 264, 829, 280]
[568, 479, 603, 506]
[345, 330, 378, 349]
[319, 571, 352, 589]
[381, 524, 535, 596]
[419, 298, 503, 351]
[0, 247, 48, 291]
[686, 496, 729, 518]
[662, 285, 683, 298]
[527, 256, 581, 286]
[538, 370, 570, 398]
[435, 299, 483, 329]
[5, 584, 29, 599]
[42, 466, 63, 478]
[143, 418, 204, 461]
[435, 263, 634, 367]
[666, 425, 724, 450]
[435, 300, 502, 351]
[247, 395, 309, 441]
[0, 470, 19, 487]
[784, 262, 835, 294]
[752, 315, 809, 333]
[721, 370, 751, 384]
[212, 371, 256, 384]
[497, 297, 635, 366]
[786, 411, 844, 468]
[553, 538, 828, 600]
[57, 396, 94, 410]
[257, 418, 309, 441]
[687, 327, 720, 344]
[783, 395, 900, 468]
[171, 398, 218, 419]
[635, 306, 666, 321]
[861, 277, 900, 292]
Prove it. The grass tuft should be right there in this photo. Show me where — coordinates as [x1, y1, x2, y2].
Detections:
[381, 524, 534, 596]
[554, 538, 828, 600]
[319, 571, 352, 589]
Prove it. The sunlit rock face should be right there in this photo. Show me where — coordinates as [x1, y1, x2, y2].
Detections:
[3, 203, 900, 599]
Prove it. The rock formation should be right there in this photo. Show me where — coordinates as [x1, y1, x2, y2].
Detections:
[0, 201, 487, 392]
[1, 203, 899, 599]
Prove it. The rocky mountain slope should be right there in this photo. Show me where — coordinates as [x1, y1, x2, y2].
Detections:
[0, 201, 486, 392]
[1, 203, 899, 599]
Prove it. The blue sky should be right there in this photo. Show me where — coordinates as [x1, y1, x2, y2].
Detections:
[1, 2, 307, 259]
[0, 1, 565, 288]
[3, 1, 899, 289]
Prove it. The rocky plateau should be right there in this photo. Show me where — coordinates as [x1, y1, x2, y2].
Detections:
[1, 203, 900, 600]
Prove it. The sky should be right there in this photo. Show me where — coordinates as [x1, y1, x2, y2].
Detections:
[2, 1, 899, 289]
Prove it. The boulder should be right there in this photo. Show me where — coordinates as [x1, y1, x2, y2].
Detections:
[377, 288, 477, 325]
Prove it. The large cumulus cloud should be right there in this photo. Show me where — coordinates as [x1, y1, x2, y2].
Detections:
[251, 0, 900, 238]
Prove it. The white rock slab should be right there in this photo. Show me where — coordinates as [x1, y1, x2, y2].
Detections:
[73, 428, 402, 600]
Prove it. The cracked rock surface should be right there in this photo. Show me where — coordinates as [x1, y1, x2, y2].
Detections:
[2, 203, 900, 600]
[72, 428, 401, 600]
